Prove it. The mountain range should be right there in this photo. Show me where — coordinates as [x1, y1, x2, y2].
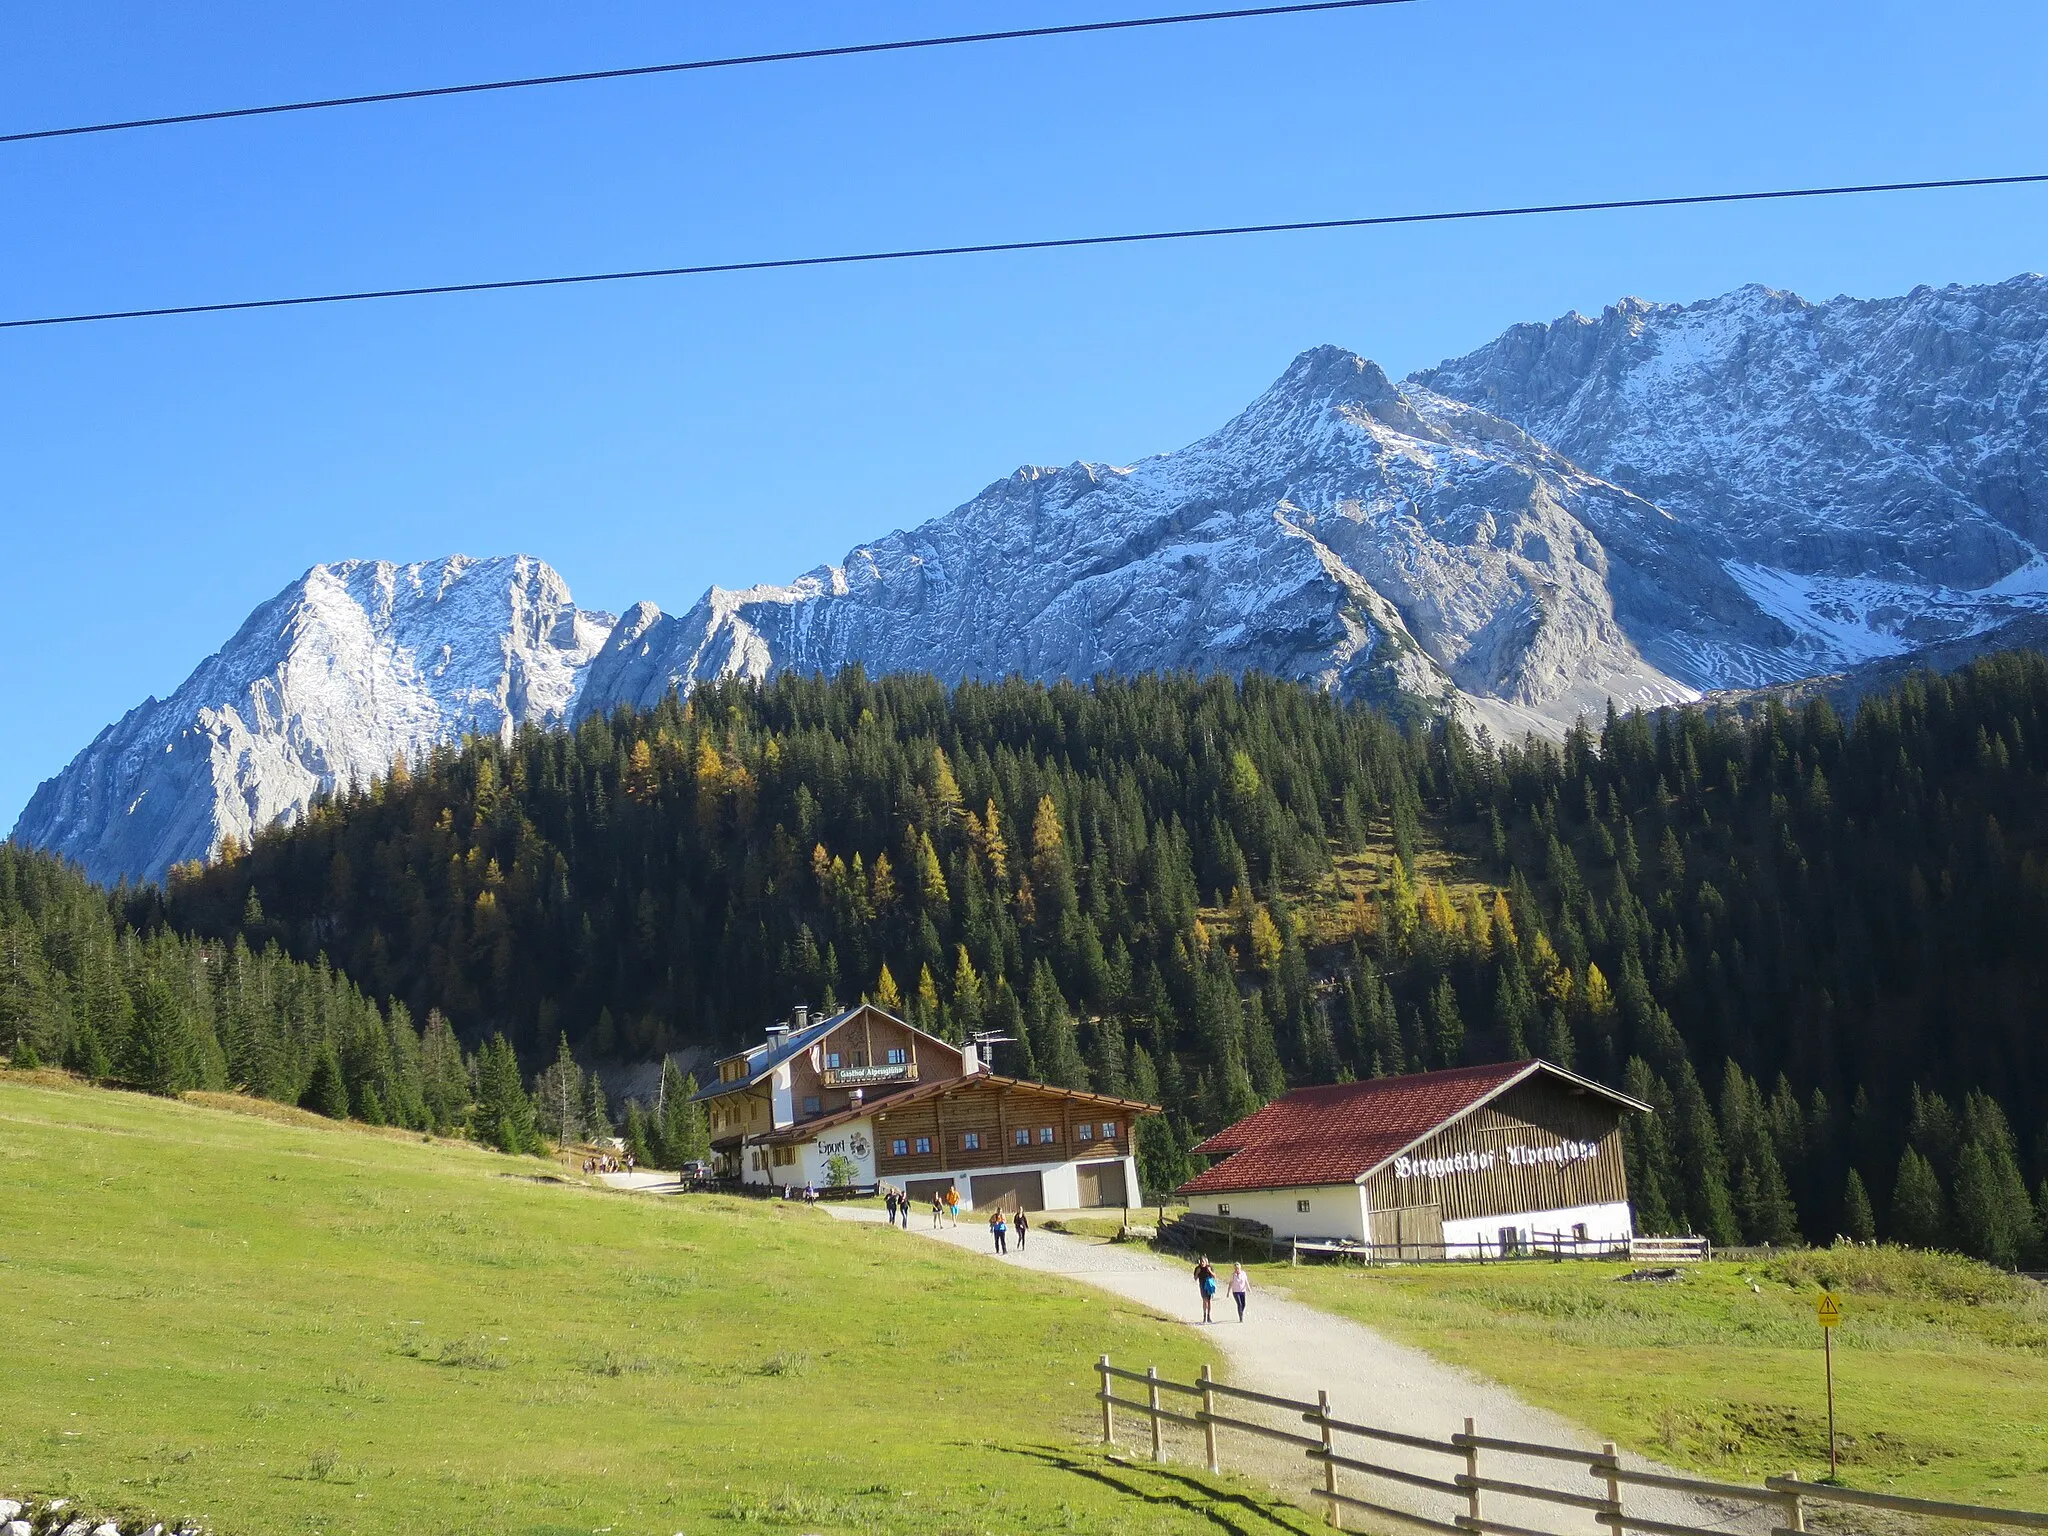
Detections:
[16, 273, 2048, 885]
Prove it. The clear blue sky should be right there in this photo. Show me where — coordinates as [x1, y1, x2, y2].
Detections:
[3, 0, 2044, 828]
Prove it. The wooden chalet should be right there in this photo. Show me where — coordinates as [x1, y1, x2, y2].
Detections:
[694, 1002, 1156, 1211]
[1177, 1059, 1649, 1251]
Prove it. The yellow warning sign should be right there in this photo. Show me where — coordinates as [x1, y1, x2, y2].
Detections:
[1817, 1291, 1842, 1328]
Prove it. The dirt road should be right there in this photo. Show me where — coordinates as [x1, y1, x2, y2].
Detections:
[830, 1205, 1772, 1534]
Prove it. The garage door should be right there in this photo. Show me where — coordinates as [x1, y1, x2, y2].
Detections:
[970, 1170, 1045, 1213]
[904, 1177, 955, 1207]
[1075, 1160, 1128, 1209]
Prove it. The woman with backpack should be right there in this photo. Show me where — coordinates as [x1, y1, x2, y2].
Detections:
[1194, 1256, 1217, 1323]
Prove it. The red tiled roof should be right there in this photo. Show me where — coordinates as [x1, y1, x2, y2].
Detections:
[1177, 1060, 1635, 1196]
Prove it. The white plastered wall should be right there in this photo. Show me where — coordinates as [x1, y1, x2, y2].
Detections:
[1442, 1199, 1634, 1251]
[1185, 1184, 1369, 1242]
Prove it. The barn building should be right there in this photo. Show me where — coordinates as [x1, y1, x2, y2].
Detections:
[1176, 1060, 1648, 1253]
[694, 1002, 1154, 1212]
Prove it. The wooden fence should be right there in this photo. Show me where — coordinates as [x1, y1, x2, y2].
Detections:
[1161, 1215, 1710, 1267]
[1094, 1356, 2048, 1534]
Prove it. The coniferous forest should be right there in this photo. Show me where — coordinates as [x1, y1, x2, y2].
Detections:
[15, 657, 2048, 1264]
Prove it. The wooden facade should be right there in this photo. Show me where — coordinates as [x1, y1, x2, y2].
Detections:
[784, 1009, 942, 1122]
[1359, 1078, 1629, 1246]
[871, 1075, 1133, 1180]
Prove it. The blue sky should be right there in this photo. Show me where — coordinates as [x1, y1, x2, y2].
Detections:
[3, 0, 2044, 828]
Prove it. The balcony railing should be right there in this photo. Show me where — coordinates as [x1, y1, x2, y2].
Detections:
[820, 1062, 918, 1088]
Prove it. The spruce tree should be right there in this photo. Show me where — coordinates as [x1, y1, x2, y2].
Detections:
[662, 1066, 709, 1168]
[65, 1015, 111, 1079]
[1427, 978, 1465, 1067]
[302, 1041, 351, 1120]
[1891, 1147, 1946, 1248]
[1842, 1169, 1876, 1243]
[123, 974, 190, 1097]
[1620, 1058, 1679, 1235]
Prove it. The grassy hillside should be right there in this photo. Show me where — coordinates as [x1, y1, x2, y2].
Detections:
[0, 1072, 1315, 1536]
[1273, 1251, 2048, 1507]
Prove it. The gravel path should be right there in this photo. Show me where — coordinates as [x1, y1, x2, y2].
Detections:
[830, 1206, 1774, 1535]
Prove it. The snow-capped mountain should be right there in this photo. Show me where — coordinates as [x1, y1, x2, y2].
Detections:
[19, 274, 2048, 888]
[1414, 274, 2048, 671]
[577, 349, 1782, 736]
[14, 556, 612, 885]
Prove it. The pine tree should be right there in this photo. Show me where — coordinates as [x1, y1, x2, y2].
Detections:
[1891, 1147, 1946, 1248]
[1842, 1169, 1876, 1243]
[622, 1099, 652, 1166]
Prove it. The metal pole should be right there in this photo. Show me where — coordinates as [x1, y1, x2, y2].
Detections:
[1319, 1389, 1340, 1529]
[1099, 1355, 1113, 1446]
[1200, 1363, 1219, 1472]
[1825, 1327, 1837, 1478]
[1148, 1366, 1164, 1462]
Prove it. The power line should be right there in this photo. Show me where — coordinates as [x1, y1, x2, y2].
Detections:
[4, 173, 2041, 331]
[0, 0, 1412, 148]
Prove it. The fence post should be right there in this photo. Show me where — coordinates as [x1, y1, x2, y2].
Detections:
[1783, 1470, 1804, 1532]
[1463, 1416, 1481, 1527]
[1099, 1355, 1113, 1446]
[1147, 1366, 1164, 1462]
[1602, 1441, 1621, 1531]
[1318, 1389, 1341, 1529]
[1200, 1363, 1219, 1472]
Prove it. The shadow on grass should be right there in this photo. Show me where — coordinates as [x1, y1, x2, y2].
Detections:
[1000, 1443, 1324, 1536]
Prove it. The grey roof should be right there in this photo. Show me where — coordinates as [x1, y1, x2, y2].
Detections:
[691, 1009, 856, 1102]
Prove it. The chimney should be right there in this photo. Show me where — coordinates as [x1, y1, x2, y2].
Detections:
[793, 1005, 809, 1032]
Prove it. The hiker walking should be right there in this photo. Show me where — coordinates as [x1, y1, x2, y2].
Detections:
[931, 1192, 945, 1228]
[990, 1208, 1008, 1254]
[1014, 1209, 1029, 1252]
[944, 1184, 960, 1226]
[1229, 1262, 1250, 1321]
[884, 1188, 899, 1225]
[1194, 1256, 1217, 1323]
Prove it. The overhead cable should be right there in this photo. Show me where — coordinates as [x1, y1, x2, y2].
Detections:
[0, 0, 1412, 147]
[4, 172, 2042, 331]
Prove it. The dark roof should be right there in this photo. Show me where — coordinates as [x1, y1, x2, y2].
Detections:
[1176, 1060, 1647, 1197]
[752, 1071, 1160, 1145]
[693, 1003, 965, 1103]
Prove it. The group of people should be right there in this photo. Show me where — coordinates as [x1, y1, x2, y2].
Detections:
[986, 1205, 1028, 1254]
[581, 1152, 634, 1175]
[1192, 1255, 1252, 1322]
[878, 1185, 929, 1227]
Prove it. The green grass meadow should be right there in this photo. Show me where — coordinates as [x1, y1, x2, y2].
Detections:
[1272, 1248, 2048, 1508]
[0, 1074, 1315, 1536]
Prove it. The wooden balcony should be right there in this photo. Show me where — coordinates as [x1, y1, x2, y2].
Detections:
[820, 1062, 918, 1089]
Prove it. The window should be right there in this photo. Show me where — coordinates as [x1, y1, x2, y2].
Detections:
[1014, 1128, 1031, 1147]
[1038, 1126, 1056, 1144]
[962, 1131, 981, 1151]
[825, 1051, 842, 1069]
[887, 1047, 908, 1064]
[1100, 1121, 1118, 1139]
[1572, 1222, 1589, 1243]
[915, 1136, 932, 1154]
[1296, 1199, 1311, 1213]
[802, 1095, 821, 1116]
[848, 1049, 866, 1067]
[773, 1145, 796, 1167]
[891, 1138, 909, 1157]
[1217, 1204, 1231, 1217]
[1077, 1122, 1093, 1141]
